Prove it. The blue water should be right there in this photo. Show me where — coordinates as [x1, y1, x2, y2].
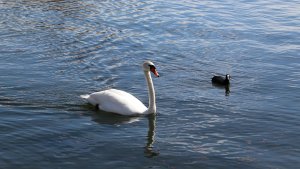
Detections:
[0, 0, 299, 168]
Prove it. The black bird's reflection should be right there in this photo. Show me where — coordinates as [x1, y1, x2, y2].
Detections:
[144, 114, 159, 158]
[212, 83, 230, 96]
[225, 84, 230, 96]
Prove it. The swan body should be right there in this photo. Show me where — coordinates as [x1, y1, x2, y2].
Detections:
[81, 61, 159, 116]
[80, 89, 147, 115]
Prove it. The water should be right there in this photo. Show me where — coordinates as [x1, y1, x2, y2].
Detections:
[0, 0, 299, 168]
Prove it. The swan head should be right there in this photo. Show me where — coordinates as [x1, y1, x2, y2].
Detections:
[143, 61, 159, 77]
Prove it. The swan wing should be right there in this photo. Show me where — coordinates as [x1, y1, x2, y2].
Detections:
[82, 89, 147, 115]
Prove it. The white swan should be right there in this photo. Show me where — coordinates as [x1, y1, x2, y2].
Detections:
[80, 61, 159, 116]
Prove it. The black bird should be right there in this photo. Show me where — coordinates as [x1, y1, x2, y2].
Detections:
[212, 74, 230, 86]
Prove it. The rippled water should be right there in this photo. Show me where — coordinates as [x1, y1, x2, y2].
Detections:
[1, 0, 299, 168]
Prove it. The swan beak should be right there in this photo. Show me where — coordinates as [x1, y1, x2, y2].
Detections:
[150, 67, 160, 77]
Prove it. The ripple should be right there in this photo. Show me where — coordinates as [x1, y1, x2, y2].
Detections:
[1, 0, 300, 168]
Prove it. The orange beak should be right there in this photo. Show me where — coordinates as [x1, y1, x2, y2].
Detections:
[150, 67, 160, 77]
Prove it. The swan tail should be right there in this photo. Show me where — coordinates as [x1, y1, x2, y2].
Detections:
[80, 94, 90, 99]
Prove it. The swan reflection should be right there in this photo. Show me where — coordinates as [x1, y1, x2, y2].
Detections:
[144, 114, 159, 158]
[90, 110, 141, 125]
[83, 108, 159, 157]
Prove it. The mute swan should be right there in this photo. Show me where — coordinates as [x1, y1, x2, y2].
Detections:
[81, 61, 159, 116]
[212, 74, 230, 86]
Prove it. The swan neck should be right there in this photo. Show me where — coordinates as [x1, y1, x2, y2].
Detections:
[144, 71, 156, 114]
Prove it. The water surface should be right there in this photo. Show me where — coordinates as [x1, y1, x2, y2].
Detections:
[0, 0, 299, 168]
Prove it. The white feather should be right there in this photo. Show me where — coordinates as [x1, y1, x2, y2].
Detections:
[84, 89, 147, 115]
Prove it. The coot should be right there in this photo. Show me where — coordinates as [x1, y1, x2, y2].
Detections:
[212, 74, 230, 86]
